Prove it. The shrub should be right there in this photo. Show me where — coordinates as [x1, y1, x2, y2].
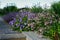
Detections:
[31, 6, 43, 13]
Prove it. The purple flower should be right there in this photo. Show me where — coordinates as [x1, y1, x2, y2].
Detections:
[9, 20, 14, 25]
[19, 18, 22, 22]
[13, 18, 16, 21]
[9, 18, 16, 25]
[20, 24, 25, 29]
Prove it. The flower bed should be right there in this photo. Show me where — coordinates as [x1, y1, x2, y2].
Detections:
[9, 11, 37, 32]
[8, 11, 60, 40]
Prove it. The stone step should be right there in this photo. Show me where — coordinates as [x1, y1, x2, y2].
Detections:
[0, 34, 26, 40]
[22, 32, 51, 40]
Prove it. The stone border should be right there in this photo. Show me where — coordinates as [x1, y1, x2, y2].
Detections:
[0, 33, 26, 40]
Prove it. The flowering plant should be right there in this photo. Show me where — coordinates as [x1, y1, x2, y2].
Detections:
[9, 12, 37, 32]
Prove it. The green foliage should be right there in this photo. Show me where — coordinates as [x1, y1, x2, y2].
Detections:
[31, 6, 43, 13]
[0, 9, 4, 16]
[48, 8, 54, 14]
[3, 6, 18, 14]
[57, 23, 60, 37]
[43, 25, 56, 38]
[43, 21, 60, 40]
[0, 6, 18, 16]
[51, 1, 60, 16]
[22, 16, 28, 22]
